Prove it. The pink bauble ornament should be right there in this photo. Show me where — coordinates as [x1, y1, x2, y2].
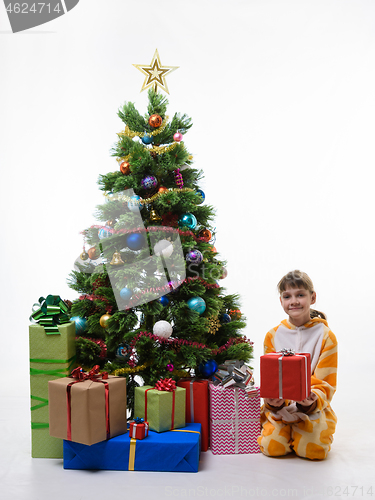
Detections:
[166, 363, 174, 372]
[173, 132, 183, 142]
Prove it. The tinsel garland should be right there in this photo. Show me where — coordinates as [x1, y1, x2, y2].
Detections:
[112, 361, 150, 376]
[86, 224, 210, 244]
[103, 187, 195, 205]
[184, 276, 220, 289]
[118, 117, 169, 139]
[78, 293, 113, 313]
[116, 142, 181, 164]
[125, 282, 184, 309]
[124, 276, 219, 309]
[77, 277, 218, 315]
[126, 331, 253, 370]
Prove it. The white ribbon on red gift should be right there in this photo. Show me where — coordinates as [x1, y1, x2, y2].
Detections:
[277, 349, 309, 399]
[130, 421, 149, 439]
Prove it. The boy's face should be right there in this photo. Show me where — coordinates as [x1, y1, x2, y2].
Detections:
[280, 286, 316, 327]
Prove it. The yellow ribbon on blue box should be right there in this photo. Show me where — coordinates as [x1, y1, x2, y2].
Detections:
[64, 423, 201, 472]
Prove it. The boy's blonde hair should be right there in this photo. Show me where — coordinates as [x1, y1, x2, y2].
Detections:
[277, 270, 327, 320]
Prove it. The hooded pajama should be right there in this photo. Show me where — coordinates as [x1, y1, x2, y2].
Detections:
[257, 317, 337, 460]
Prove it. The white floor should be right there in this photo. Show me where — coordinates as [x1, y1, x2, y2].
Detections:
[1, 396, 374, 500]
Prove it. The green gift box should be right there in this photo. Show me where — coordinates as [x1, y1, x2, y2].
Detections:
[134, 385, 186, 433]
[29, 321, 76, 458]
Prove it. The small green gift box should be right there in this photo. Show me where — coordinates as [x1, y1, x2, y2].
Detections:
[134, 380, 186, 433]
[29, 317, 76, 458]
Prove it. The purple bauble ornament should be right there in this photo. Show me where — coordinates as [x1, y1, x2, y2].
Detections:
[166, 363, 174, 372]
[141, 175, 158, 190]
[186, 249, 203, 264]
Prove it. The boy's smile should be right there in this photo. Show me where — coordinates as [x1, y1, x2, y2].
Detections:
[280, 286, 316, 326]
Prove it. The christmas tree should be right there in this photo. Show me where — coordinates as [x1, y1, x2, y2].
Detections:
[67, 55, 253, 414]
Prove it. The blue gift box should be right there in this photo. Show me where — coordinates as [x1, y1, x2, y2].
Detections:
[63, 423, 201, 472]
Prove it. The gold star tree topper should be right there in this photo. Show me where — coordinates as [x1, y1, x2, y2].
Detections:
[133, 49, 179, 94]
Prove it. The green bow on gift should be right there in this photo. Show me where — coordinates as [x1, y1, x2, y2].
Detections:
[30, 295, 70, 334]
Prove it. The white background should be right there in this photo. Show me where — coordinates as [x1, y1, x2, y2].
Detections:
[1, 1, 374, 499]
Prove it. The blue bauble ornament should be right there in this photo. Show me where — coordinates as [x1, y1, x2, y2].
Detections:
[158, 295, 169, 306]
[187, 296, 206, 314]
[128, 195, 142, 213]
[141, 175, 158, 190]
[98, 227, 111, 240]
[221, 313, 232, 323]
[178, 213, 197, 230]
[199, 359, 218, 377]
[142, 134, 153, 144]
[120, 287, 133, 301]
[71, 316, 87, 335]
[196, 190, 205, 204]
[186, 249, 203, 264]
[126, 232, 145, 251]
[116, 343, 131, 361]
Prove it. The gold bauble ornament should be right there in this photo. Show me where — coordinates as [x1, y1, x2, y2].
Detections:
[99, 313, 112, 328]
[80, 251, 89, 261]
[106, 220, 115, 227]
[110, 251, 124, 266]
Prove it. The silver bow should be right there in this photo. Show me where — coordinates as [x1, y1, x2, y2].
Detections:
[213, 360, 256, 395]
[279, 348, 295, 356]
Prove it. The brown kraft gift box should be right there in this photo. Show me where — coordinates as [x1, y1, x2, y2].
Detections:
[48, 373, 127, 446]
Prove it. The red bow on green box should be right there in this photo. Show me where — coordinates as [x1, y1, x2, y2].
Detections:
[154, 378, 176, 392]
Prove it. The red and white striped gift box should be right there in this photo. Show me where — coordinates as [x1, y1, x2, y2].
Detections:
[209, 384, 260, 455]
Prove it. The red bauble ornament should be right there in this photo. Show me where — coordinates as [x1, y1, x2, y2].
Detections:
[120, 161, 131, 175]
[149, 114, 163, 128]
[199, 229, 212, 242]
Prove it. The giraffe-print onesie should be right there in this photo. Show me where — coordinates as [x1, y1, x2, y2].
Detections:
[257, 317, 337, 460]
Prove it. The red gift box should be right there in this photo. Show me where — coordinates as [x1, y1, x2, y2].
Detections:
[260, 351, 311, 401]
[129, 420, 149, 440]
[177, 379, 209, 451]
